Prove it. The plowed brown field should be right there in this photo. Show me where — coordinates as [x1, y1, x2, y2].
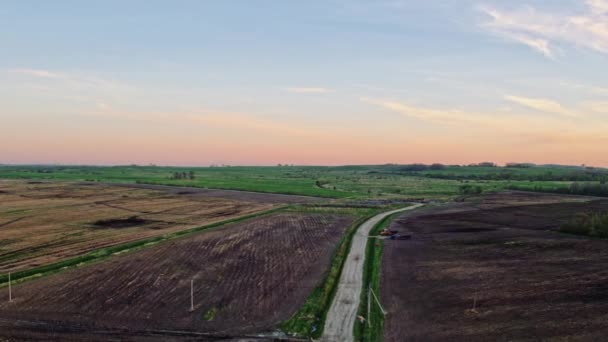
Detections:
[382, 191, 608, 341]
[0, 180, 274, 273]
[0, 213, 353, 340]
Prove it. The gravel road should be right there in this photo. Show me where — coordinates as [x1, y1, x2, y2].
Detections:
[321, 203, 424, 342]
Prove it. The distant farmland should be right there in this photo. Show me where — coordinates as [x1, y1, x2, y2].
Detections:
[0, 180, 278, 273]
[2, 164, 606, 200]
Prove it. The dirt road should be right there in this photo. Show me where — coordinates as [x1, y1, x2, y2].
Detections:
[321, 203, 424, 342]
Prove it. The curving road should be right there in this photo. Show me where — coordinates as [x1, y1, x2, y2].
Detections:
[321, 203, 424, 342]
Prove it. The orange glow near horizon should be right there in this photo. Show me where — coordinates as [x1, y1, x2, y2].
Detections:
[2, 118, 607, 167]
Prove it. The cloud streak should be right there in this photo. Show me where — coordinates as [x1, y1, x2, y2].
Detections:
[504, 95, 580, 118]
[285, 87, 332, 94]
[360, 97, 487, 125]
[479, 1, 608, 58]
[8, 68, 65, 79]
[359, 96, 608, 139]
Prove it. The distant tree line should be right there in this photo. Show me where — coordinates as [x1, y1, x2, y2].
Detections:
[509, 182, 608, 197]
[408, 168, 608, 182]
[170, 171, 195, 180]
[423, 172, 608, 182]
[369, 163, 608, 182]
[505, 163, 535, 168]
[459, 184, 483, 195]
[376, 162, 496, 173]
[386, 163, 448, 172]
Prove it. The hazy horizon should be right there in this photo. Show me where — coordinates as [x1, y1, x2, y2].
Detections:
[3, 1, 608, 166]
[1, 161, 605, 169]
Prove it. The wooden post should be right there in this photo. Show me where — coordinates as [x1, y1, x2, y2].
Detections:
[8, 272, 12, 302]
[190, 279, 194, 311]
[473, 292, 478, 311]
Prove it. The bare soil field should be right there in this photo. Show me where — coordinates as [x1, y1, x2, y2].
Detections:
[0, 180, 276, 273]
[382, 191, 608, 341]
[0, 213, 353, 340]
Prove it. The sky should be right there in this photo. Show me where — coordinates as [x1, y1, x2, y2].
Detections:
[2, 0, 608, 166]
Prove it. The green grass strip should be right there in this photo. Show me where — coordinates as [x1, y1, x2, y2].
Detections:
[0, 207, 285, 287]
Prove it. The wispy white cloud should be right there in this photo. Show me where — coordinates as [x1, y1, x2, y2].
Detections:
[285, 87, 332, 94]
[360, 96, 608, 147]
[559, 81, 608, 96]
[588, 0, 608, 14]
[8, 67, 137, 108]
[8, 68, 65, 79]
[360, 97, 486, 125]
[8, 67, 133, 90]
[479, 1, 608, 58]
[504, 95, 580, 117]
[502, 33, 554, 59]
[81, 103, 332, 139]
[581, 101, 608, 113]
[359, 97, 545, 129]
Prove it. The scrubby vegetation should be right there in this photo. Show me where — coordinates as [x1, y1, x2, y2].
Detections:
[560, 212, 608, 238]
[510, 182, 608, 197]
[459, 184, 483, 195]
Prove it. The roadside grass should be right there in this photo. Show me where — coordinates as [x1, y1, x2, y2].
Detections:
[281, 208, 380, 338]
[354, 211, 402, 342]
[0, 207, 284, 287]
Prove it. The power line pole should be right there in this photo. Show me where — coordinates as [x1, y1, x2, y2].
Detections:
[8, 272, 12, 302]
[367, 286, 371, 328]
[370, 287, 386, 316]
[190, 279, 194, 311]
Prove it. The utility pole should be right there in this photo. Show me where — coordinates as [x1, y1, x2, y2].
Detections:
[190, 279, 194, 311]
[8, 272, 12, 302]
[367, 286, 371, 328]
[370, 287, 387, 316]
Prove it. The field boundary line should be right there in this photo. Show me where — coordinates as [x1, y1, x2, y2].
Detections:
[0, 317, 308, 341]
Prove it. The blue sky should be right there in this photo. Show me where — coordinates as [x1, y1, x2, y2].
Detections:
[2, 1, 608, 166]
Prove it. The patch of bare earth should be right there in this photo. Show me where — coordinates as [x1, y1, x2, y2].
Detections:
[381, 192, 608, 341]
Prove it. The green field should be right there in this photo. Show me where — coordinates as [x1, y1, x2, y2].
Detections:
[2, 164, 606, 200]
